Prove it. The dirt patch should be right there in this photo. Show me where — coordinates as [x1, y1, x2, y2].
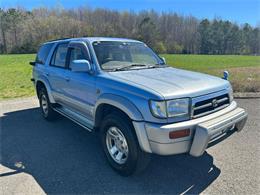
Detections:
[203, 67, 260, 92]
[228, 67, 260, 92]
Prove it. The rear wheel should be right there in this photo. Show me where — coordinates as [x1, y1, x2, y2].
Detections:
[100, 112, 150, 176]
[39, 88, 58, 121]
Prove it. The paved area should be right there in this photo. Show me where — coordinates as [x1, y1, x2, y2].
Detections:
[0, 97, 259, 194]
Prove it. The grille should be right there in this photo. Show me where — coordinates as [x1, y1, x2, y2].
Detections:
[192, 93, 230, 118]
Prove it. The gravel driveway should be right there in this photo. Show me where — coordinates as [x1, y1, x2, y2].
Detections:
[0, 97, 259, 194]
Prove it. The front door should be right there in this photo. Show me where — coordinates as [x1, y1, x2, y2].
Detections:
[64, 42, 96, 121]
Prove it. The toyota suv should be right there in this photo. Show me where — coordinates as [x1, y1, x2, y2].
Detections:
[30, 37, 248, 176]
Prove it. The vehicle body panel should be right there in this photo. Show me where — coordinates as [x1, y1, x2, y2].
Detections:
[108, 67, 230, 99]
[64, 71, 96, 119]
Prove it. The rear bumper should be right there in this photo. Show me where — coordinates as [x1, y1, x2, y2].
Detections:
[133, 101, 248, 156]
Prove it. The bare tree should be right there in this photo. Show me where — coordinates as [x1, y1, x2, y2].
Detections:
[0, 7, 259, 55]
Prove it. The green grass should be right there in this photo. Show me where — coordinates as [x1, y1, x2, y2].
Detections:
[0, 54, 36, 99]
[0, 54, 260, 99]
[162, 54, 260, 70]
[161, 54, 260, 92]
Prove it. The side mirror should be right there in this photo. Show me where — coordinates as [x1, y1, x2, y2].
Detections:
[161, 57, 166, 64]
[71, 59, 91, 73]
[29, 61, 36, 66]
[222, 70, 229, 80]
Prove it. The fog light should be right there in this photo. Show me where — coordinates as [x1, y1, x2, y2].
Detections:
[169, 129, 190, 139]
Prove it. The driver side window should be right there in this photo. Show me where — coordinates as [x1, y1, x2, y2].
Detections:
[69, 47, 86, 67]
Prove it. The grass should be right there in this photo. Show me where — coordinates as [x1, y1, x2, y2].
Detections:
[0, 54, 36, 99]
[0, 54, 259, 99]
[162, 54, 260, 93]
[162, 54, 260, 70]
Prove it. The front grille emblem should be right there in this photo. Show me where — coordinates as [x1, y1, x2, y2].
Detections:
[212, 99, 218, 108]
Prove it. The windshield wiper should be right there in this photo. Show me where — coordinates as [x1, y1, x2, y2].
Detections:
[114, 63, 151, 71]
[155, 62, 168, 66]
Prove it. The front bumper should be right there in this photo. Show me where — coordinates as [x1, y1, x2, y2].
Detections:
[133, 101, 248, 156]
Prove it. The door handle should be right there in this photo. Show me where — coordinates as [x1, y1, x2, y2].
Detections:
[65, 76, 70, 82]
[45, 73, 49, 77]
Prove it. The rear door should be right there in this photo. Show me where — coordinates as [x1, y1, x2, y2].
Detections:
[33, 43, 54, 82]
[47, 42, 70, 104]
[64, 41, 96, 120]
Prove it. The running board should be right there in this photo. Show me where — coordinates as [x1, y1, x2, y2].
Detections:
[53, 106, 94, 132]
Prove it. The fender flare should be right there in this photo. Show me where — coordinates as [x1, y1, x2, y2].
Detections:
[36, 76, 56, 103]
[94, 93, 144, 123]
[94, 94, 152, 153]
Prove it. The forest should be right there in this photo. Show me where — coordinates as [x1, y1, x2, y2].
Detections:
[0, 7, 259, 55]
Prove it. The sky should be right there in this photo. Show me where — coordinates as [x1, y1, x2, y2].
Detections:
[1, 0, 259, 26]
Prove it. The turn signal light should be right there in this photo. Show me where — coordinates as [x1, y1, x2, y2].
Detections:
[169, 129, 190, 139]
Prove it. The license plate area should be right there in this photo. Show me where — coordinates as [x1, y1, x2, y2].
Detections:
[210, 124, 235, 141]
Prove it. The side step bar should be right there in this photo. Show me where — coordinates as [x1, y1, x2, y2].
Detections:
[53, 106, 94, 132]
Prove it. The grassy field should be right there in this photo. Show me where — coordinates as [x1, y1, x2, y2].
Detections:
[162, 54, 260, 93]
[0, 54, 260, 99]
[0, 54, 35, 99]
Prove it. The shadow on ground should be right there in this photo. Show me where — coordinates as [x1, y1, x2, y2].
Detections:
[1, 108, 220, 194]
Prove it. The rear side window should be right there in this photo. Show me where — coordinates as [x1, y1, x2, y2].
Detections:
[51, 43, 68, 68]
[36, 43, 54, 64]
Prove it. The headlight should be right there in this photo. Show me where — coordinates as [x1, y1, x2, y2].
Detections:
[150, 98, 189, 118]
[167, 98, 189, 117]
[150, 100, 167, 118]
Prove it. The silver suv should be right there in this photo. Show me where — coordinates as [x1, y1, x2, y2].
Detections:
[31, 37, 248, 176]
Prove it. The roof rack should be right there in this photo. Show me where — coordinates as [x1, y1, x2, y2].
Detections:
[47, 37, 72, 42]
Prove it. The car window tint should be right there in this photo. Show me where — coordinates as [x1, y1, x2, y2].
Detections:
[36, 43, 54, 64]
[69, 47, 86, 66]
[51, 43, 68, 68]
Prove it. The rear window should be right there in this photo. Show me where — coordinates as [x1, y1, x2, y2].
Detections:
[36, 43, 54, 64]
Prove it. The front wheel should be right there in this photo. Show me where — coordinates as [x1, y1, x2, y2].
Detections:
[100, 112, 150, 176]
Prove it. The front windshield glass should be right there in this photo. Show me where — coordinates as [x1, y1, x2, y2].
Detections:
[92, 41, 164, 71]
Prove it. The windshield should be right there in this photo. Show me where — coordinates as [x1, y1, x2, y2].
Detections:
[92, 41, 164, 71]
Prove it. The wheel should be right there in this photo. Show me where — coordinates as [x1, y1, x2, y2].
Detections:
[100, 112, 150, 176]
[39, 87, 58, 121]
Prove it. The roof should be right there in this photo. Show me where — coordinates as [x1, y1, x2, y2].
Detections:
[45, 37, 142, 44]
[83, 37, 142, 43]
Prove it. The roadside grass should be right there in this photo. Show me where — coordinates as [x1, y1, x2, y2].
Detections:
[162, 54, 260, 92]
[0, 54, 36, 99]
[162, 54, 260, 70]
[0, 54, 259, 99]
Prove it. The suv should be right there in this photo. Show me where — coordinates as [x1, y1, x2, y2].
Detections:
[31, 37, 247, 176]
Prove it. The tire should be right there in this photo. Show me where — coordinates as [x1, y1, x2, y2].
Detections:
[39, 87, 58, 121]
[100, 112, 150, 176]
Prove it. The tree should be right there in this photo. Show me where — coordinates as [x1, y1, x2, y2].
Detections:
[0, 8, 9, 53]
[154, 41, 166, 53]
[250, 28, 260, 54]
[6, 8, 24, 46]
[198, 19, 211, 54]
[137, 16, 159, 48]
[0, 8, 259, 55]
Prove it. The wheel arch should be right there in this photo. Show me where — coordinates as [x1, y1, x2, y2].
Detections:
[35, 78, 56, 103]
[94, 94, 144, 128]
[94, 94, 152, 153]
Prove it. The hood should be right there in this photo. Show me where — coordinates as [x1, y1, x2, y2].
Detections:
[108, 67, 230, 99]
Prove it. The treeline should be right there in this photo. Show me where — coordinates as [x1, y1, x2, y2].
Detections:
[0, 7, 259, 54]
